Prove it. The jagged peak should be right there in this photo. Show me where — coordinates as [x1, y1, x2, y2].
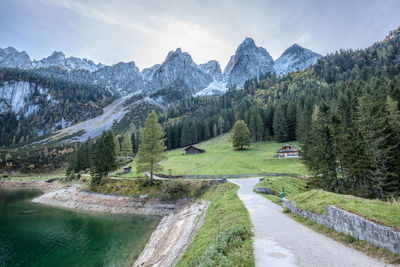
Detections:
[240, 37, 256, 46]
[280, 43, 321, 58]
[48, 51, 66, 59]
[164, 48, 193, 63]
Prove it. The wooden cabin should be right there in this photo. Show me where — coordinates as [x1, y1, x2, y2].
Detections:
[123, 166, 132, 173]
[276, 144, 299, 158]
[184, 145, 205, 155]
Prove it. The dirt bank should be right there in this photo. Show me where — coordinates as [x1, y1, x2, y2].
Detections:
[0, 180, 62, 193]
[23, 183, 208, 267]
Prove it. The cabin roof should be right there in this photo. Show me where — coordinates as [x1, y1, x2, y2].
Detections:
[183, 145, 205, 151]
[123, 166, 131, 169]
[277, 144, 299, 153]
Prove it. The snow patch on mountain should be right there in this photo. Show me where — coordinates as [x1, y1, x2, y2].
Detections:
[195, 80, 228, 96]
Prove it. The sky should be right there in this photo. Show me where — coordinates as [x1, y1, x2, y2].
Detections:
[1, 0, 399, 70]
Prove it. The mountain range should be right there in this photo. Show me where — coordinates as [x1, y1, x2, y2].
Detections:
[0, 39, 322, 97]
[0, 39, 322, 144]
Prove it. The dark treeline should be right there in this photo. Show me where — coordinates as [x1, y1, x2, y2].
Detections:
[0, 68, 114, 147]
[66, 130, 117, 184]
[160, 94, 236, 149]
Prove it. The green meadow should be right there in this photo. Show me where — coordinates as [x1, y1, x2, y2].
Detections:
[160, 133, 308, 176]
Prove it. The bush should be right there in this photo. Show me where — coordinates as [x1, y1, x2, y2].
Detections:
[188, 226, 252, 267]
[162, 179, 212, 200]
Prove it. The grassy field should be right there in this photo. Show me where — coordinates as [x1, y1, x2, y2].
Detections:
[291, 190, 400, 229]
[160, 134, 307, 176]
[177, 183, 254, 267]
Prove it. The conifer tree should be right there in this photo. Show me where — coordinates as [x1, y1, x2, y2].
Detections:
[273, 106, 289, 142]
[231, 120, 251, 150]
[121, 131, 133, 157]
[114, 135, 120, 157]
[131, 132, 137, 155]
[136, 111, 167, 183]
[91, 130, 116, 184]
[180, 121, 192, 147]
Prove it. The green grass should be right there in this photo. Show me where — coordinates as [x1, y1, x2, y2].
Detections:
[161, 133, 307, 176]
[88, 178, 212, 200]
[291, 190, 400, 229]
[177, 183, 254, 267]
[257, 176, 309, 198]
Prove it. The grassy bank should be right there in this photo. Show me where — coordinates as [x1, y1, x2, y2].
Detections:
[161, 134, 307, 176]
[291, 190, 400, 229]
[89, 178, 212, 200]
[256, 176, 308, 204]
[177, 183, 254, 267]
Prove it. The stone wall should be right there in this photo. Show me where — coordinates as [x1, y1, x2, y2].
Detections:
[282, 198, 400, 254]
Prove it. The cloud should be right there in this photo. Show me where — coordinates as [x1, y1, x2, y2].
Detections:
[2, 0, 400, 69]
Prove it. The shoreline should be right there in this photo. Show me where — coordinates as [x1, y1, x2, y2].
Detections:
[1, 181, 208, 267]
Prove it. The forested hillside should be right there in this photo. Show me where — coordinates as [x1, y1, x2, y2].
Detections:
[161, 27, 400, 199]
[0, 68, 115, 146]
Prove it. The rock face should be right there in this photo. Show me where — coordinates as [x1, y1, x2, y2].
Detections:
[32, 51, 105, 72]
[223, 38, 274, 88]
[199, 60, 222, 80]
[0, 47, 32, 69]
[274, 44, 322, 76]
[92, 62, 146, 94]
[0, 48, 105, 72]
[0, 81, 50, 117]
[146, 48, 213, 94]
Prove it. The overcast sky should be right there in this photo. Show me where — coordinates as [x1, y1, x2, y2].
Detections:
[1, 0, 399, 70]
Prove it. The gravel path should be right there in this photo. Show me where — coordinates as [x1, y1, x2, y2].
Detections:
[229, 178, 393, 267]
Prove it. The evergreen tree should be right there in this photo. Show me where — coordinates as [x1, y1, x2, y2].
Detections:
[136, 111, 167, 183]
[131, 132, 137, 155]
[302, 104, 339, 191]
[273, 106, 289, 142]
[231, 120, 251, 150]
[286, 102, 297, 141]
[121, 131, 133, 157]
[114, 135, 120, 157]
[217, 116, 225, 134]
[213, 124, 218, 137]
[180, 121, 192, 147]
[91, 130, 116, 184]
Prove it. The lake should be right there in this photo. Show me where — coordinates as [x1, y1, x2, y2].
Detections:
[0, 187, 159, 266]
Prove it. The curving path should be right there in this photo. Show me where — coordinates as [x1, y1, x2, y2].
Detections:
[229, 178, 393, 267]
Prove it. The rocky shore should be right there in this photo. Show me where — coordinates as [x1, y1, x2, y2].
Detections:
[2, 181, 208, 267]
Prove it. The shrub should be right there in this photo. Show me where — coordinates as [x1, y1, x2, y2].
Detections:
[188, 226, 252, 267]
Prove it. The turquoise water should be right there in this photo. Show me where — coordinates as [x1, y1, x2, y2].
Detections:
[0, 187, 159, 267]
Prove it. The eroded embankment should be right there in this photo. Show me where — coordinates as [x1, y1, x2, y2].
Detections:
[28, 183, 208, 267]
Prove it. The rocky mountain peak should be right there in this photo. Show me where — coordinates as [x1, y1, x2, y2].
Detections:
[199, 60, 222, 80]
[274, 43, 322, 76]
[223, 37, 274, 88]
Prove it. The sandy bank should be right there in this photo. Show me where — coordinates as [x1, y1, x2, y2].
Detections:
[27, 183, 208, 267]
